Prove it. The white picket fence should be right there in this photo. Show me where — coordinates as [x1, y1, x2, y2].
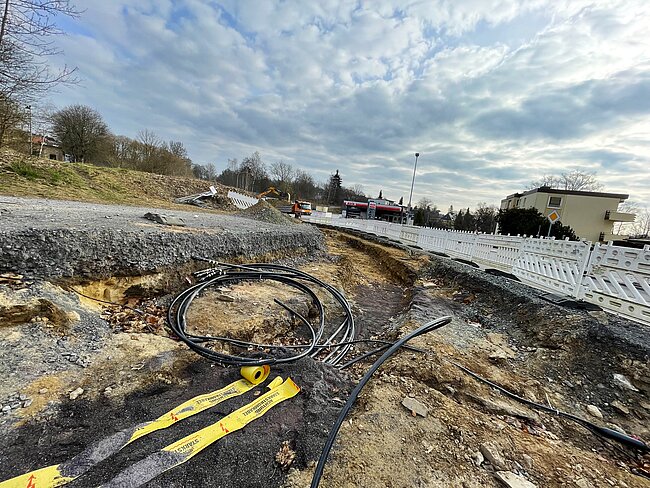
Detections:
[227, 191, 259, 209]
[305, 215, 650, 325]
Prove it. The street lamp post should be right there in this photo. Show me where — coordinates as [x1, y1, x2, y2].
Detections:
[26, 105, 33, 156]
[407, 152, 420, 223]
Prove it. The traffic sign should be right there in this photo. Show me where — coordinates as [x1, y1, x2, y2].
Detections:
[547, 210, 560, 223]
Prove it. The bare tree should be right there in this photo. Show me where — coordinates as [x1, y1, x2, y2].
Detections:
[0, 94, 24, 146]
[351, 184, 364, 197]
[529, 171, 603, 191]
[270, 160, 294, 192]
[631, 207, 650, 238]
[51, 104, 109, 162]
[204, 162, 217, 180]
[475, 202, 498, 233]
[240, 151, 266, 192]
[270, 160, 293, 181]
[0, 1, 80, 105]
[417, 197, 432, 209]
[136, 129, 160, 172]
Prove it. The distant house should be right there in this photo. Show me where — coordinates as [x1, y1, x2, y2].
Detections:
[32, 135, 64, 161]
[500, 187, 636, 242]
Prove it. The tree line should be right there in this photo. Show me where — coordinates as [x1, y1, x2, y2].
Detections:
[214, 156, 366, 204]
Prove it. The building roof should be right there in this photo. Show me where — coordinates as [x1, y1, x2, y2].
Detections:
[504, 187, 629, 201]
[31, 135, 61, 147]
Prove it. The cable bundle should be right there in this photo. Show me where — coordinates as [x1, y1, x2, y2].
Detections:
[167, 260, 357, 367]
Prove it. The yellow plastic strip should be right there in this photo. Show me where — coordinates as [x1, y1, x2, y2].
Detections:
[128, 365, 270, 444]
[101, 377, 300, 488]
[0, 366, 270, 488]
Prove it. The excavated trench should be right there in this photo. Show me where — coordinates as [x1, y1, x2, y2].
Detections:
[1, 229, 649, 487]
[0, 230, 428, 488]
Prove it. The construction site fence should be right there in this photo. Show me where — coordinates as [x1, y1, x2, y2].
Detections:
[305, 215, 650, 326]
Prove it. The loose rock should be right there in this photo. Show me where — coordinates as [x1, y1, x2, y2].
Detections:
[586, 405, 603, 419]
[471, 451, 484, 466]
[521, 454, 533, 470]
[480, 442, 508, 470]
[495, 471, 537, 488]
[610, 400, 629, 415]
[612, 374, 638, 392]
[69, 387, 84, 400]
[401, 397, 428, 417]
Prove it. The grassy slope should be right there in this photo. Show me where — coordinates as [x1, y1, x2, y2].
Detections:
[0, 150, 231, 210]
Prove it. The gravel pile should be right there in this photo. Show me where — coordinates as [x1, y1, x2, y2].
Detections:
[237, 200, 296, 226]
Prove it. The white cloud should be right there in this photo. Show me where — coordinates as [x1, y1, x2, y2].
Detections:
[47, 0, 650, 208]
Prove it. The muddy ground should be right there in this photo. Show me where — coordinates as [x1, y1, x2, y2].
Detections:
[1, 229, 649, 487]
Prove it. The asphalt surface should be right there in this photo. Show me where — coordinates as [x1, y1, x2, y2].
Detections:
[0, 197, 323, 279]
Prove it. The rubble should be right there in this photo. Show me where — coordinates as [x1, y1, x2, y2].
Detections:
[611, 400, 630, 415]
[237, 200, 296, 226]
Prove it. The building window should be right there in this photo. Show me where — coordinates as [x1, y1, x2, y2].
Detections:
[548, 196, 562, 208]
[49, 154, 57, 160]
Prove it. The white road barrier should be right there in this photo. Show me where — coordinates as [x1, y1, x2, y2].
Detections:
[303, 215, 650, 326]
[227, 191, 259, 209]
[579, 243, 650, 324]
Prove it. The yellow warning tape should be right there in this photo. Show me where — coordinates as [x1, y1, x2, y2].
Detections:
[0, 366, 270, 488]
[128, 365, 270, 444]
[102, 376, 300, 487]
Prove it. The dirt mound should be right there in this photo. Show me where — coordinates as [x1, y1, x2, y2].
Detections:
[238, 200, 296, 225]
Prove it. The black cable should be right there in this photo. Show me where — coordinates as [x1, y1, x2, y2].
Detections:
[449, 361, 649, 452]
[167, 260, 357, 367]
[310, 316, 453, 488]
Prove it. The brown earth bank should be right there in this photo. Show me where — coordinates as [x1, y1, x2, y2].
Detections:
[0, 229, 648, 488]
[0, 148, 240, 209]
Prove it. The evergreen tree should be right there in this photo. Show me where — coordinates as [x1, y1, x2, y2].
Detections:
[327, 170, 342, 204]
[462, 207, 475, 231]
[454, 210, 464, 230]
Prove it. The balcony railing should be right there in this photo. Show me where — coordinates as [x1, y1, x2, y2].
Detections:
[605, 210, 636, 222]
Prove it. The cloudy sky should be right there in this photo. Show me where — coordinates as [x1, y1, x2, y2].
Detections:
[50, 0, 650, 209]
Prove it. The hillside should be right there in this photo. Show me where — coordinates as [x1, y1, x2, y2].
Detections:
[0, 149, 235, 210]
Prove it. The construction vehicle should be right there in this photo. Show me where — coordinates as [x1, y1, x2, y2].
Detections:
[257, 186, 290, 201]
[291, 200, 312, 217]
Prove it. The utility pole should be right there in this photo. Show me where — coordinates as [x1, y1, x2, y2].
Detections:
[26, 105, 32, 156]
[407, 152, 420, 223]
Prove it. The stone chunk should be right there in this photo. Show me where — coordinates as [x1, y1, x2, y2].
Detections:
[143, 213, 186, 227]
[480, 442, 507, 470]
[402, 397, 428, 417]
[586, 405, 603, 419]
[69, 387, 84, 400]
[611, 400, 629, 415]
[495, 471, 537, 488]
[612, 374, 638, 392]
